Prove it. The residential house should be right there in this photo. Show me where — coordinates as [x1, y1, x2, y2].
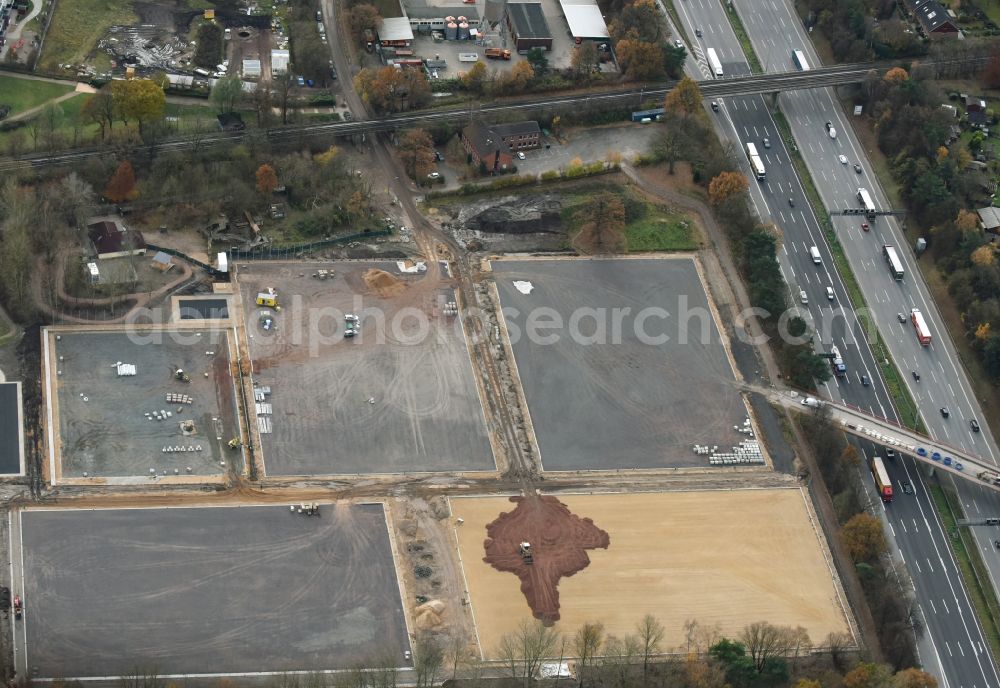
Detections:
[87, 220, 147, 259]
[461, 120, 542, 173]
[977, 206, 1000, 234]
[903, 0, 959, 37]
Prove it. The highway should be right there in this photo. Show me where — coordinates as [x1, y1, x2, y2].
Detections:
[674, 0, 1000, 684]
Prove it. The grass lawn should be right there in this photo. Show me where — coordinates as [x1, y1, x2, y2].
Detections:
[0, 94, 216, 150]
[978, 0, 1000, 28]
[625, 210, 697, 251]
[37, 0, 136, 70]
[0, 75, 73, 117]
[371, 0, 403, 18]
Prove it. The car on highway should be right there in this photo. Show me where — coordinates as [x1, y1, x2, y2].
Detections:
[799, 290, 808, 304]
[971, 419, 981, 432]
[912, 370, 920, 381]
[838, 154, 848, 164]
[826, 286, 835, 301]
[902, 480, 914, 495]
[861, 222, 869, 231]
[711, 100, 719, 112]
[941, 407, 950, 418]
[861, 374, 870, 387]
[898, 312, 906, 323]
[854, 163, 862, 173]
[695, 28, 702, 37]
[763, 137, 770, 148]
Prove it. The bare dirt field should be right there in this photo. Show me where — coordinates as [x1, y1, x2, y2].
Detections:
[237, 262, 495, 476]
[491, 257, 754, 471]
[43, 326, 239, 481]
[451, 490, 852, 657]
[18, 503, 410, 678]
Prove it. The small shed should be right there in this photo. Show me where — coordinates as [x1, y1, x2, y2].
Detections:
[151, 251, 175, 272]
[271, 49, 290, 75]
[86, 262, 100, 284]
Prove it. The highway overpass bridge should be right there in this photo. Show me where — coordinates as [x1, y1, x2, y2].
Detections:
[754, 385, 1000, 494]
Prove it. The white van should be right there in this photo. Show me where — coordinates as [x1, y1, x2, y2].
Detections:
[826, 287, 835, 301]
[810, 246, 821, 264]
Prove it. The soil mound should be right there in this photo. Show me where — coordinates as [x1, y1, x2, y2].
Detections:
[482, 495, 609, 624]
[363, 268, 406, 297]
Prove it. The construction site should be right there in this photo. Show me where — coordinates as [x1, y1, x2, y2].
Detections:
[4, 245, 859, 679]
[41, 325, 241, 484]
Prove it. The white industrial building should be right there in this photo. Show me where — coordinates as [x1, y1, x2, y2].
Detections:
[242, 59, 262, 78]
[558, 0, 609, 41]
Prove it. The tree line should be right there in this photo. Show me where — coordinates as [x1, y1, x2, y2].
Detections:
[653, 77, 832, 390]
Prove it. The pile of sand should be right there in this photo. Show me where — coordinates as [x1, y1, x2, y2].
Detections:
[363, 268, 406, 297]
[415, 599, 446, 629]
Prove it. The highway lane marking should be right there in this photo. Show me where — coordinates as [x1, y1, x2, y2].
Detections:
[927, 557, 934, 572]
[945, 641, 952, 657]
[958, 641, 965, 657]
[930, 598, 937, 614]
[912, 518, 919, 533]
[942, 598, 950, 614]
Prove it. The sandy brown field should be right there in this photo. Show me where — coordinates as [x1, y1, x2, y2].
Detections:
[451, 490, 851, 657]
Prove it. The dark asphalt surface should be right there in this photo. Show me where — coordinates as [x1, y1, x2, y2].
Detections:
[0, 382, 22, 474]
[493, 258, 751, 471]
[20, 504, 410, 677]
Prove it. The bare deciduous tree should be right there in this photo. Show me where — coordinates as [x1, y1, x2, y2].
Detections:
[741, 621, 792, 674]
[415, 632, 445, 688]
[572, 622, 604, 687]
[496, 620, 561, 687]
[636, 614, 664, 683]
[602, 634, 641, 688]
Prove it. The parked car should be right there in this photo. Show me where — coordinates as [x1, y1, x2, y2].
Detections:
[427, 172, 441, 179]
[674, 39, 683, 48]
[296, 75, 305, 86]
[516, 151, 526, 160]
[435, 151, 444, 162]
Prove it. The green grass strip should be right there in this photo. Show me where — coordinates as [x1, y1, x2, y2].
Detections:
[723, 3, 763, 75]
[770, 110, 926, 434]
[927, 481, 1000, 662]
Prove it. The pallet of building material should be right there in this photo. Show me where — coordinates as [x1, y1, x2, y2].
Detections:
[255, 402, 272, 416]
[257, 416, 272, 434]
[166, 393, 193, 404]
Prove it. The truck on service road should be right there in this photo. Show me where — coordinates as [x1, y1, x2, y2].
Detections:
[910, 308, 932, 346]
[485, 48, 511, 59]
[871, 456, 893, 502]
[830, 345, 846, 377]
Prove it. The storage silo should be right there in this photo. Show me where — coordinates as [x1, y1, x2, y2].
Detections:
[483, 0, 506, 27]
[458, 21, 470, 39]
[445, 21, 458, 39]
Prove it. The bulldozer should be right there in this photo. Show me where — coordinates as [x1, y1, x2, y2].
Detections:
[520, 542, 533, 565]
[173, 367, 191, 383]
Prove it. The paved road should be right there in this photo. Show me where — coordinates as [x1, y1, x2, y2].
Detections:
[736, 1, 1000, 682]
[674, 0, 1000, 685]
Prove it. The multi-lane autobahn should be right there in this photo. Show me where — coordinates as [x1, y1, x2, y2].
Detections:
[676, 0, 1000, 685]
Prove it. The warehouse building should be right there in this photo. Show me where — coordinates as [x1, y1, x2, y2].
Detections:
[505, 2, 552, 52]
[558, 0, 609, 42]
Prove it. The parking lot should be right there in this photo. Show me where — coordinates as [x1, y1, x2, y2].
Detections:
[18, 504, 410, 678]
[239, 262, 495, 476]
[44, 327, 239, 481]
[492, 257, 753, 471]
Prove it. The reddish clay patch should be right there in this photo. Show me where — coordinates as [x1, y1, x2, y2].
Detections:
[482, 495, 610, 624]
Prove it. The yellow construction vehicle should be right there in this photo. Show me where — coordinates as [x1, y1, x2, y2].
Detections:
[256, 287, 278, 307]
